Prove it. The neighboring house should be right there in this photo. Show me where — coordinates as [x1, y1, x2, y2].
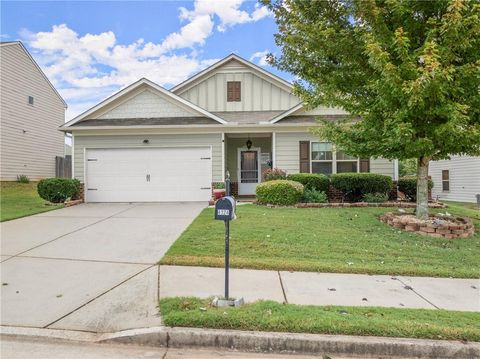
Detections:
[0, 41, 67, 180]
[61, 54, 397, 202]
[429, 156, 480, 203]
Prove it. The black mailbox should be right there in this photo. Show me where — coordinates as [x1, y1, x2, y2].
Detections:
[215, 196, 236, 221]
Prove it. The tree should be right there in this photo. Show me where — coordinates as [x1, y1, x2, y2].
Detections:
[264, 0, 480, 218]
[399, 159, 417, 177]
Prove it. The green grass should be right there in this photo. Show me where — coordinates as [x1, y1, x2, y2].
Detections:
[0, 182, 63, 222]
[160, 297, 480, 341]
[161, 204, 480, 278]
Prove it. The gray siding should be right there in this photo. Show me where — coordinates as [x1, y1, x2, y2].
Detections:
[178, 60, 300, 112]
[73, 133, 223, 182]
[275, 132, 395, 177]
[0, 43, 65, 180]
[429, 156, 480, 203]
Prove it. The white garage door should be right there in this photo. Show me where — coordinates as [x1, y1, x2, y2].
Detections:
[86, 147, 212, 202]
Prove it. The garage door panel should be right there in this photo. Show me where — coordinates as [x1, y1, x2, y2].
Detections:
[86, 147, 212, 202]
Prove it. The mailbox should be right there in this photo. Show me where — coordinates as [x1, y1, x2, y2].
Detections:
[215, 196, 236, 221]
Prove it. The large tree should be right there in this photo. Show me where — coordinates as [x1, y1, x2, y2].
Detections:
[264, 0, 480, 218]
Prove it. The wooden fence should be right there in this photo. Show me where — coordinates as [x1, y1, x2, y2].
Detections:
[55, 155, 72, 178]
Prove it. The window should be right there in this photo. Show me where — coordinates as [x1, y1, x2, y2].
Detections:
[28, 96, 34, 105]
[311, 142, 333, 175]
[442, 170, 450, 191]
[227, 81, 241, 102]
[311, 142, 359, 175]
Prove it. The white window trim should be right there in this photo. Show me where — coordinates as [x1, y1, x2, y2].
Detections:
[310, 142, 360, 175]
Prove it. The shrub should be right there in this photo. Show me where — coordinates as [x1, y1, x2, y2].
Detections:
[287, 173, 330, 192]
[37, 178, 81, 203]
[256, 180, 304, 205]
[398, 176, 434, 202]
[263, 168, 287, 181]
[363, 192, 389, 203]
[330, 173, 393, 202]
[212, 182, 225, 189]
[16, 175, 30, 183]
[302, 189, 328, 203]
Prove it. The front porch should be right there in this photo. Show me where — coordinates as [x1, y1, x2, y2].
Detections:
[223, 133, 273, 196]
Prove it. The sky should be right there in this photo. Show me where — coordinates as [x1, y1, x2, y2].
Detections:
[1, 0, 290, 121]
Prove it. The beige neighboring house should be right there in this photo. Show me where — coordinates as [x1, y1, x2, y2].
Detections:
[429, 156, 480, 203]
[61, 54, 397, 203]
[0, 41, 67, 181]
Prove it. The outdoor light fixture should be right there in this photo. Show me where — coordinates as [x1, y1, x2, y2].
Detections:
[143, 139, 149, 144]
[246, 137, 252, 149]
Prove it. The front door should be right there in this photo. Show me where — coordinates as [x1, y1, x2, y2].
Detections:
[237, 148, 261, 196]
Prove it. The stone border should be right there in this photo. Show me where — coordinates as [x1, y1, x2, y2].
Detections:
[380, 212, 475, 238]
[296, 201, 447, 209]
[2, 325, 479, 358]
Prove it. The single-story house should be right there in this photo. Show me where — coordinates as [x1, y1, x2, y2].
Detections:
[61, 54, 398, 202]
[429, 156, 480, 203]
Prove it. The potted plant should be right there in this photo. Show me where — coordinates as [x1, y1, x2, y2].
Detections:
[213, 182, 226, 200]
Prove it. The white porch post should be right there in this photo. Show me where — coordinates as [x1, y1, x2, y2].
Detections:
[393, 159, 399, 180]
[272, 132, 276, 168]
[221, 132, 225, 181]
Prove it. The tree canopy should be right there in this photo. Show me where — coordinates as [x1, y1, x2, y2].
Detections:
[264, 0, 480, 161]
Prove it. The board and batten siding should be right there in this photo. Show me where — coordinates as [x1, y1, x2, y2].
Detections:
[0, 43, 65, 180]
[429, 156, 480, 203]
[73, 133, 223, 183]
[178, 71, 300, 112]
[275, 132, 395, 177]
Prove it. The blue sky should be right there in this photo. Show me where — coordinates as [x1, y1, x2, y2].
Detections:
[1, 1, 290, 120]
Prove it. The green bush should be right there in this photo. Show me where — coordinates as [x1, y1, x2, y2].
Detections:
[37, 178, 81, 203]
[302, 189, 328, 203]
[263, 168, 287, 181]
[398, 176, 434, 202]
[330, 173, 393, 202]
[16, 174, 30, 183]
[256, 180, 304, 205]
[363, 192, 389, 203]
[287, 173, 330, 192]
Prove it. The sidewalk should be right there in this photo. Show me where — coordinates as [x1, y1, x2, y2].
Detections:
[159, 265, 480, 311]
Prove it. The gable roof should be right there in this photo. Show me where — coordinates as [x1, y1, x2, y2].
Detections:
[171, 53, 293, 95]
[0, 41, 67, 108]
[61, 78, 227, 129]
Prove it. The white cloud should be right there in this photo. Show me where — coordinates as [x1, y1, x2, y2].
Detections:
[21, 1, 271, 120]
[250, 50, 270, 66]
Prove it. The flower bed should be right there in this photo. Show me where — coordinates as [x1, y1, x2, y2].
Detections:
[379, 212, 475, 238]
[270, 201, 446, 208]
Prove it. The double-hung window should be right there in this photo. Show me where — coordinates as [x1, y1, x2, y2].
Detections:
[311, 142, 359, 175]
[442, 170, 450, 191]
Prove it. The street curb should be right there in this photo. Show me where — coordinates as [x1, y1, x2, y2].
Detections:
[2, 325, 479, 358]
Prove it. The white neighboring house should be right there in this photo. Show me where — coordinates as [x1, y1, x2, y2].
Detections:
[0, 41, 67, 181]
[429, 156, 480, 203]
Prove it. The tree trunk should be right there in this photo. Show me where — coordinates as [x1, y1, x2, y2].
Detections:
[416, 156, 430, 219]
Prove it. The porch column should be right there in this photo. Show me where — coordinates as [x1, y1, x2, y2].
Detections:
[221, 132, 225, 181]
[272, 132, 276, 168]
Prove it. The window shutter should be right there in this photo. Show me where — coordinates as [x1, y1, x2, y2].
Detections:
[227, 81, 241, 102]
[234, 81, 241, 101]
[227, 82, 234, 102]
[360, 158, 370, 172]
[299, 141, 310, 173]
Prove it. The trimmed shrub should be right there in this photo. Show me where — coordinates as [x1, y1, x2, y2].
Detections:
[263, 168, 287, 181]
[330, 173, 393, 202]
[363, 192, 389, 203]
[302, 189, 328, 203]
[287, 173, 330, 192]
[256, 180, 304, 205]
[398, 176, 434, 202]
[16, 174, 30, 183]
[37, 178, 81, 203]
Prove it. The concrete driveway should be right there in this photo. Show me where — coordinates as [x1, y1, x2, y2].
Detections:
[0, 202, 205, 332]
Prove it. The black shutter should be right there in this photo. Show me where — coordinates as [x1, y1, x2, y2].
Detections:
[299, 141, 310, 173]
[360, 158, 370, 172]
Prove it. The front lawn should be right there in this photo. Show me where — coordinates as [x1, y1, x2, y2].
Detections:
[160, 297, 480, 341]
[161, 204, 480, 278]
[0, 182, 63, 222]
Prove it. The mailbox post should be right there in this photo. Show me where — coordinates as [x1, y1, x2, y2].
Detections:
[213, 176, 243, 307]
